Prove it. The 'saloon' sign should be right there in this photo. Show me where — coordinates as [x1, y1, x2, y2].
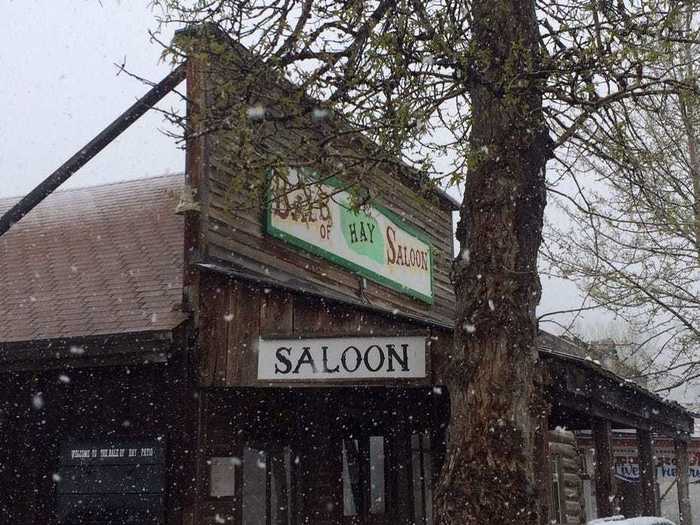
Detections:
[266, 168, 434, 303]
[257, 336, 427, 381]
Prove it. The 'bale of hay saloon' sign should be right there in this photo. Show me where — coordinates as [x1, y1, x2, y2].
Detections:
[267, 168, 434, 303]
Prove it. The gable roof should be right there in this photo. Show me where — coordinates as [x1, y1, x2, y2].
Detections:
[0, 175, 186, 344]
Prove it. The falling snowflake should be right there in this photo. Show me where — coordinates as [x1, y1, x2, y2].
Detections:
[246, 105, 266, 120]
[32, 392, 44, 410]
[312, 107, 329, 120]
[224, 313, 234, 322]
[69, 345, 85, 355]
[58, 374, 70, 384]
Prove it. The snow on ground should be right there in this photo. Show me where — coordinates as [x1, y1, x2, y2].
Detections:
[586, 517, 676, 525]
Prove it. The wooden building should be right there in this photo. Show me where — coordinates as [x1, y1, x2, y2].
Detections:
[0, 28, 694, 525]
[576, 431, 700, 523]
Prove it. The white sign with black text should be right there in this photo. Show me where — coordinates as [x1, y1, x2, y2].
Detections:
[257, 336, 427, 381]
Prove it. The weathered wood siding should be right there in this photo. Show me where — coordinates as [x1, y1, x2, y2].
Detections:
[198, 270, 452, 387]
[195, 388, 445, 525]
[184, 32, 457, 335]
[0, 360, 194, 525]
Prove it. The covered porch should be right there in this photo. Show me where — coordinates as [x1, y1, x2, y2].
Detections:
[539, 340, 694, 525]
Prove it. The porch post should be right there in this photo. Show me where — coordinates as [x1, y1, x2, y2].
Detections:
[534, 415, 550, 524]
[637, 429, 657, 516]
[675, 437, 692, 524]
[592, 418, 615, 517]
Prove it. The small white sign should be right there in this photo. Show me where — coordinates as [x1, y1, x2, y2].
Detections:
[257, 336, 427, 381]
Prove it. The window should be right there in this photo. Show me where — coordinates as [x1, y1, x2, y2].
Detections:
[242, 448, 267, 525]
[369, 436, 386, 514]
[342, 436, 386, 517]
[207, 431, 436, 524]
[411, 433, 433, 525]
[242, 447, 295, 525]
[209, 446, 295, 525]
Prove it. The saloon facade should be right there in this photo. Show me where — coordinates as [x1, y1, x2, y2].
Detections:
[0, 30, 694, 525]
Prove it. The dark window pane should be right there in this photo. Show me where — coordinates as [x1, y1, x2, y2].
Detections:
[369, 436, 385, 514]
[412, 433, 432, 524]
[270, 448, 292, 525]
[243, 448, 267, 525]
[342, 440, 360, 516]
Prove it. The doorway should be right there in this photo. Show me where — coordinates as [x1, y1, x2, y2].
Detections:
[203, 387, 447, 525]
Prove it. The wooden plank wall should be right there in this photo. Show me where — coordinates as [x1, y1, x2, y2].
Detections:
[0, 361, 192, 524]
[195, 388, 443, 525]
[198, 270, 452, 387]
[188, 35, 457, 330]
[548, 430, 586, 525]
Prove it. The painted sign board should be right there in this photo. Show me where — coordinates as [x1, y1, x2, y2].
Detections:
[257, 336, 427, 381]
[613, 445, 700, 481]
[266, 168, 434, 303]
[57, 438, 165, 524]
[60, 440, 164, 465]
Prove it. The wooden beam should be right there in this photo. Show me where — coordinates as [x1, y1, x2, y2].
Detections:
[534, 407, 551, 525]
[675, 438, 693, 525]
[543, 355, 694, 435]
[592, 418, 616, 517]
[637, 429, 657, 516]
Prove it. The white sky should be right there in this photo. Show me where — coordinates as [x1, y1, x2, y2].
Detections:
[0, 0, 612, 337]
[0, 1, 183, 198]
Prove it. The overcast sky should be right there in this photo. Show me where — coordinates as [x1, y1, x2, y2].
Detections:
[0, 0, 615, 338]
[0, 1, 183, 198]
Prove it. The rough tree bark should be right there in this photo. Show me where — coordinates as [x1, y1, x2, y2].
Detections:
[435, 1, 551, 524]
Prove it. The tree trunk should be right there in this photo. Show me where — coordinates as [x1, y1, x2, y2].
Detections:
[434, 1, 551, 524]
